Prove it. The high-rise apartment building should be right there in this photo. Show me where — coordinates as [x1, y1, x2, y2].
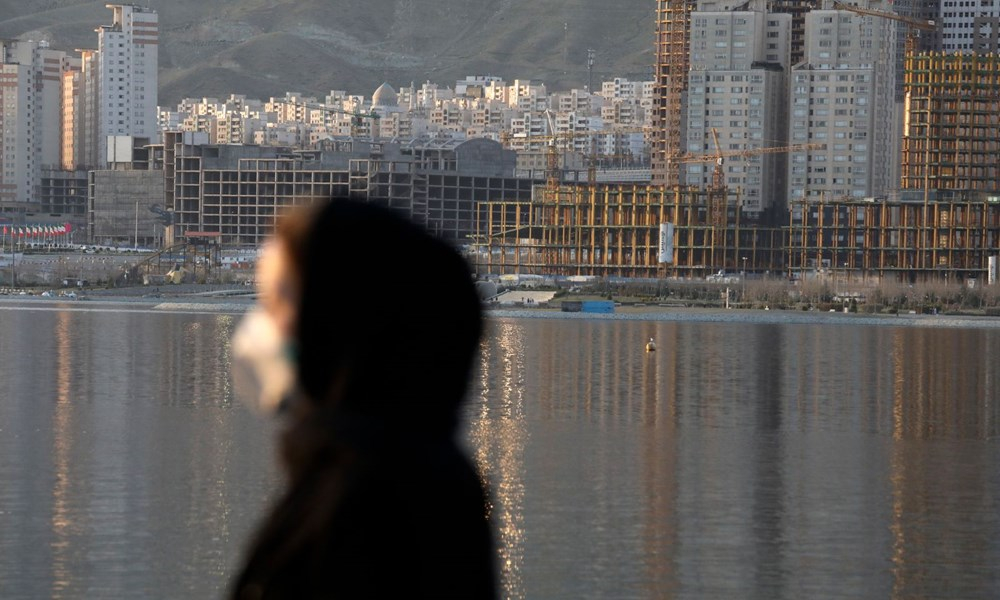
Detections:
[771, 0, 817, 65]
[96, 4, 158, 164]
[935, 0, 1000, 52]
[0, 40, 77, 204]
[787, 2, 899, 202]
[685, 1, 792, 215]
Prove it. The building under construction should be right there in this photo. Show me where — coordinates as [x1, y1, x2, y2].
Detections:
[786, 192, 1000, 280]
[651, 0, 693, 186]
[901, 53, 1000, 194]
[473, 183, 783, 279]
[472, 183, 1000, 281]
[470, 5, 1000, 283]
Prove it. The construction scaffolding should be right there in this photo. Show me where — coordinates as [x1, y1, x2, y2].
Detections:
[471, 185, 1000, 281]
[651, 0, 693, 186]
[901, 53, 1000, 193]
[785, 195, 1000, 281]
[472, 183, 783, 278]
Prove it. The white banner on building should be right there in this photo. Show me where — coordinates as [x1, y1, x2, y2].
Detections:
[658, 222, 674, 264]
[990, 256, 997, 286]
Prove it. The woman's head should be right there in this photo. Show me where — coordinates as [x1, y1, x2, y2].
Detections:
[264, 197, 483, 436]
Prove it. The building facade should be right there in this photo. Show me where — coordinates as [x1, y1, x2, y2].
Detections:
[151, 134, 538, 247]
[96, 4, 158, 165]
[685, 2, 792, 215]
[787, 2, 899, 203]
[0, 41, 76, 205]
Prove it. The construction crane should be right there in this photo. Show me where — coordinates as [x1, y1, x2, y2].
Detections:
[706, 128, 727, 231]
[832, 1, 936, 55]
[676, 135, 827, 270]
[676, 140, 827, 163]
[505, 125, 655, 187]
[543, 111, 561, 198]
[710, 128, 725, 198]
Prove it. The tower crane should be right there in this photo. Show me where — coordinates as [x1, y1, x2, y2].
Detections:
[504, 125, 655, 187]
[676, 135, 826, 271]
[831, 1, 937, 55]
[703, 128, 727, 235]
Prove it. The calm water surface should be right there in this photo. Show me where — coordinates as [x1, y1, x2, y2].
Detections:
[1, 302, 998, 599]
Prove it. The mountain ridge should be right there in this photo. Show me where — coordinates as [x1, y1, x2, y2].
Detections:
[0, 1, 656, 106]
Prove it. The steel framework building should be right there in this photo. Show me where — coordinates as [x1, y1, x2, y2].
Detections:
[901, 53, 1000, 194]
[473, 183, 783, 278]
[786, 193, 1000, 279]
[472, 183, 1000, 281]
[651, 0, 694, 186]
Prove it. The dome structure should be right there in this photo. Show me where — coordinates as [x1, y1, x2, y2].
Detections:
[372, 83, 398, 107]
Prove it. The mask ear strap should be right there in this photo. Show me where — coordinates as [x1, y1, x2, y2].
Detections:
[282, 342, 298, 365]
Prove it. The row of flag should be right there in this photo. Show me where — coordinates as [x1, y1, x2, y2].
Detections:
[1, 224, 73, 238]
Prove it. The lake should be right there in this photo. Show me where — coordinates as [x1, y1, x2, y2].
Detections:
[1, 301, 998, 598]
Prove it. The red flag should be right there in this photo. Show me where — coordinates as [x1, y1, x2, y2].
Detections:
[2, 226, 7, 235]
[65, 222, 72, 233]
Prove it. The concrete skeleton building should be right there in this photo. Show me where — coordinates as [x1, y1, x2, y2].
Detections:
[900, 52, 1000, 195]
[145, 133, 539, 247]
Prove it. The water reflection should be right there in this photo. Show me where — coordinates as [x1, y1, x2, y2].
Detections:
[467, 320, 529, 600]
[2, 309, 998, 599]
[51, 311, 73, 598]
[0, 308, 276, 599]
[468, 317, 1000, 599]
[750, 325, 786, 600]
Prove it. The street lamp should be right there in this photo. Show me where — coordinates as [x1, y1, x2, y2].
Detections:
[841, 262, 848, 309]
[741, 256, 747, 302]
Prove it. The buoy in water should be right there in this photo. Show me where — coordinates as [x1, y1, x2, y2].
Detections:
[645, 337, 657, 352]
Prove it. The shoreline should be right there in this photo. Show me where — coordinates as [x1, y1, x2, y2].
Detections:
[486, 304, 1000, 329]
[3, 286, 1000, 329]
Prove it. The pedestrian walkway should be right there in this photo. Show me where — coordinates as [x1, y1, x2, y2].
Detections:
[493, 290, 558, 306]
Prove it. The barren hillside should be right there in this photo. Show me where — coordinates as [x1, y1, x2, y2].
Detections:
[0, 0, 655, 105]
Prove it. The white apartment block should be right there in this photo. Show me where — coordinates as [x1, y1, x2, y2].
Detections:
[598, 78, 655, 128]
[788, 3, 898, 202]
[158, 74, 661, 162]
[379, 111, 426, 139]
[685, 2, 792, 214]
[552, 89, 602, 114]
[505, 80, 548, 112]
[96, 4, 158, 165]
[429, 104, 468, 133]
[408, 82, 453, 110]
[455, 75, 505, 97]
[508, 112, 551, 151]
[265, 93, 318, 122]
[0, 40, 76, 204]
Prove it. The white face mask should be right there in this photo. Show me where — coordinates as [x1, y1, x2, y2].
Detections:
[230, 307, 297, 415]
